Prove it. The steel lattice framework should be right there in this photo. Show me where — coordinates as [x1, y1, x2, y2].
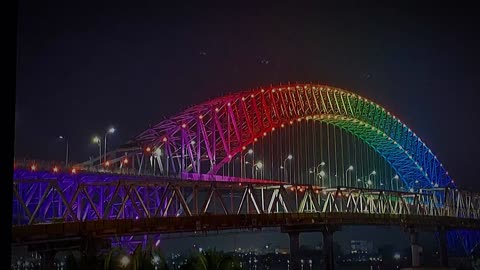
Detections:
[11, 170, 480, 254]
[78, 84, 452, 190]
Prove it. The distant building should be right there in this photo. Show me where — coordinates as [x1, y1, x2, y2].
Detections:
[275, 248, 289, 255]
[350, 240, 373, 254]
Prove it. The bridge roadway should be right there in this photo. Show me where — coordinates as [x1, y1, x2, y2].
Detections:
[12, 212, 480, 243]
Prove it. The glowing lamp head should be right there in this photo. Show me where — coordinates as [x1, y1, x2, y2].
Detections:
[71, 168, 76, 174]
[348, 165, 354, 171]
[228, 155, 232, 159]
[319, 171, 326, 177]
[287, 154, 293, 160]
[320, 161, 326, 166]
[248, 149, 253, 154]
[290, 187, 295, 191]
[152, 255, 160, 265]
[371, 170, 377, 175]
[271, 127, 275, 131]
[162, 137, 168, 142]
[281, 124, 285, 128]
[254, 138, 258, 142]
[31, 164, 36, 171]
[367, 180, 373, 186]
[289, 121, 293, 125]
[53, 166, 58, 173]
[256, 161, 263, 169]
[92, 136, 100, 144]
[393, 253, 401, 260]
[393, 175, 399, 180]
[242, 146, 246, 150]
[120, 256, 130, 268]
[181, 124, 186, 128]
[105, 161, 110, 167]
[146, 147, 151, 152]
[198, 115, 203, 120]
[123, 158, 128, 164]
[251, 94, 254, 98]
[108, 127, 115, 134]
[263, 132, 267, 136]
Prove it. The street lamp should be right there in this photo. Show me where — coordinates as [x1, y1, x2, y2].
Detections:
[92, 136, 101, 166]
[282, 154, 293, 182]
[58, 136, 69, 167]
[253, 161, 263, 178]
[104, 127, 115, 162]
[345, 165, 354, 187]
[367, 170, 376, 187]
[391, 174, 400, 190]
[318, 170, 326, 186]
[242, 149, 253, 178]
[309, 161, 326, 184]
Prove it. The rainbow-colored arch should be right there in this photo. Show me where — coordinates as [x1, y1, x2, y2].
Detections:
[131, 83, 451, 189]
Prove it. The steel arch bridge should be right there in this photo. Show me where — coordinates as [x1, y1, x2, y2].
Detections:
[12, 83, 480, 258]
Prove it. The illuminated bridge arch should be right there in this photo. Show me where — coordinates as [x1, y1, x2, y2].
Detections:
[104, 84, 451, 190]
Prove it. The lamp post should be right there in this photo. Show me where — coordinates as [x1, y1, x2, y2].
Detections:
[253, 161, 263, 179]
[367, 170, 376, 188]
[345, 165, 354, 187]
[104, 127, 115, 162]
[310, 161, 326, 185]
[281, 154, 293, 182]
[92, 136, 101, 166]
[58, 136, 69, 167]
[391, 174, 400, 191]
[318, 170, 326, 186]
[242, 149, 253, 178]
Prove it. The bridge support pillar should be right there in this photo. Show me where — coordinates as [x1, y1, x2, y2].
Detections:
[409, 229, 422, 268]
[322, 228, 335, 270]
[438, 227, 448, 267]
[288, 232, 300, 270]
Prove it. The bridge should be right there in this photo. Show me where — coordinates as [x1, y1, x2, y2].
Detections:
[12, 83, 480, 269]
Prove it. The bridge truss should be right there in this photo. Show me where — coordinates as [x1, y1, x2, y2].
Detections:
[12, 170, 480, 254]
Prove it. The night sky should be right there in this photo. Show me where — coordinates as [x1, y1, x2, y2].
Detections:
[15, 3, 480, 196]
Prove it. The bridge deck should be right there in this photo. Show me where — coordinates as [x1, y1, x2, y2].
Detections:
[12, 213, 480, 244]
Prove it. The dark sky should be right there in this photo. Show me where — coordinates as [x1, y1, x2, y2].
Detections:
[15, 3, 480, 194]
